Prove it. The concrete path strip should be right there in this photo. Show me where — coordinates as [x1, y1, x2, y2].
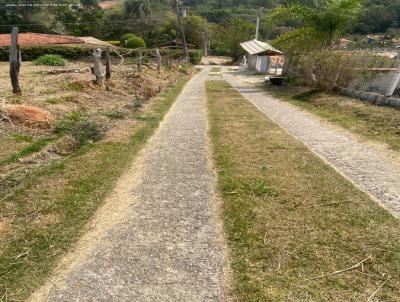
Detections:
[30, 68, 229, 302]
[224, 72, 400, 218]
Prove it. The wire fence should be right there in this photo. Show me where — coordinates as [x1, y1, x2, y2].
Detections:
[2, 27, 189, 95]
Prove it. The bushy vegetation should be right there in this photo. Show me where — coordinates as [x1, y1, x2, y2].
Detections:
[54, 111, 104, 147]
[283, 51, 361, 91]
[120, 33, 138, 45]
[0, 46, 93, 62]
[33, 54, 67, 66]
[69, 120, 104, 146]
[126, 36, 146, 49]
[2, 0, 400, 56]
[188, 49, 203, 64]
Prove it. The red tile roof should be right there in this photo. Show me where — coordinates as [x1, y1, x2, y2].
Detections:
[0, 33, 84, 47]
[99, 0, 118, 9]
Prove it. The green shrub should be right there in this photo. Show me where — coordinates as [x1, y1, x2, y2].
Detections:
[54, 111, 103, 146]
[69, 120, 103, 145]
[188, 49, 203, 65]
[126, 37, 146, 49]
[33, 54, 67, 66]
[120, 33, 137, 45]
[54, 111, 85, 134]
[0, 46, 184, 62]
[179, 63, 191, 75]
[103, 110, 124, 119]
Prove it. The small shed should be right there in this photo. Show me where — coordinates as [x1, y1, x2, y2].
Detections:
[240, 39, 283, 73]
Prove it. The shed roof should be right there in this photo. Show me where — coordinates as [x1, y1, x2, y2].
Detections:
[79, 37, 115, 48]
[0, 33, 83, 47]
[240, 39, 282, 56]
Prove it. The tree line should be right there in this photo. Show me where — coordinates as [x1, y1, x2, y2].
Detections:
[0, 0, 397, 57]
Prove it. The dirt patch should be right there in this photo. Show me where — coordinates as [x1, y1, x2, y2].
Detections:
[0, 219, 9, 238]
[104, 120, 140, 143]
[50, 135, 77, 155]
[32, 214, 60, 228]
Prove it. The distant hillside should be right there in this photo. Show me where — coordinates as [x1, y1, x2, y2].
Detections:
[100, 0, 400, 37]
[186, 0, 400, 35]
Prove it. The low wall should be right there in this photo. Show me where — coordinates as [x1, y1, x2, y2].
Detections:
[340, 88, 400, 108]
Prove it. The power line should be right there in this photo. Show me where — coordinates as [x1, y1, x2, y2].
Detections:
[0, 18, 162, 27]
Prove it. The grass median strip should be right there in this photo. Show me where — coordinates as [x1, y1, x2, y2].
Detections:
[206, 80, 400, 301]
[265, 85, 400, 151]
[0, 76, 191, 301]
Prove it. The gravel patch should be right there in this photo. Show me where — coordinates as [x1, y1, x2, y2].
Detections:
[224, 72, 400, 218]
[36, 68, 228, 301]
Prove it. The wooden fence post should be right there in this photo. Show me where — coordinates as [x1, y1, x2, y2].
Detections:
[10, 27, 21, 94]
[156, 49, 161, 73]
[204, 30, 208, 57]
[138, 50, 142, 72]
[105, 47, 111, 80]
[93, 48, 103, 86]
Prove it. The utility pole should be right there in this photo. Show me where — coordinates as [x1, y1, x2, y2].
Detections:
[173, 0, 189, 63]
[204, 29, 208, 57]
[255, 17, 260, 40]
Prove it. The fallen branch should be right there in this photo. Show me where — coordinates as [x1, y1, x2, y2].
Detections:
[142, 63, 155, 70]
[112, 49, 126, 71]
[44, 67, 90, 75]
[306, 256, 372, 281]
[367, 276, 390, 301]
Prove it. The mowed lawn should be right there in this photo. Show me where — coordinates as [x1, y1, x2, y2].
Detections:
[206, 81, 400, 301]
[265, 86, 400, 152]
